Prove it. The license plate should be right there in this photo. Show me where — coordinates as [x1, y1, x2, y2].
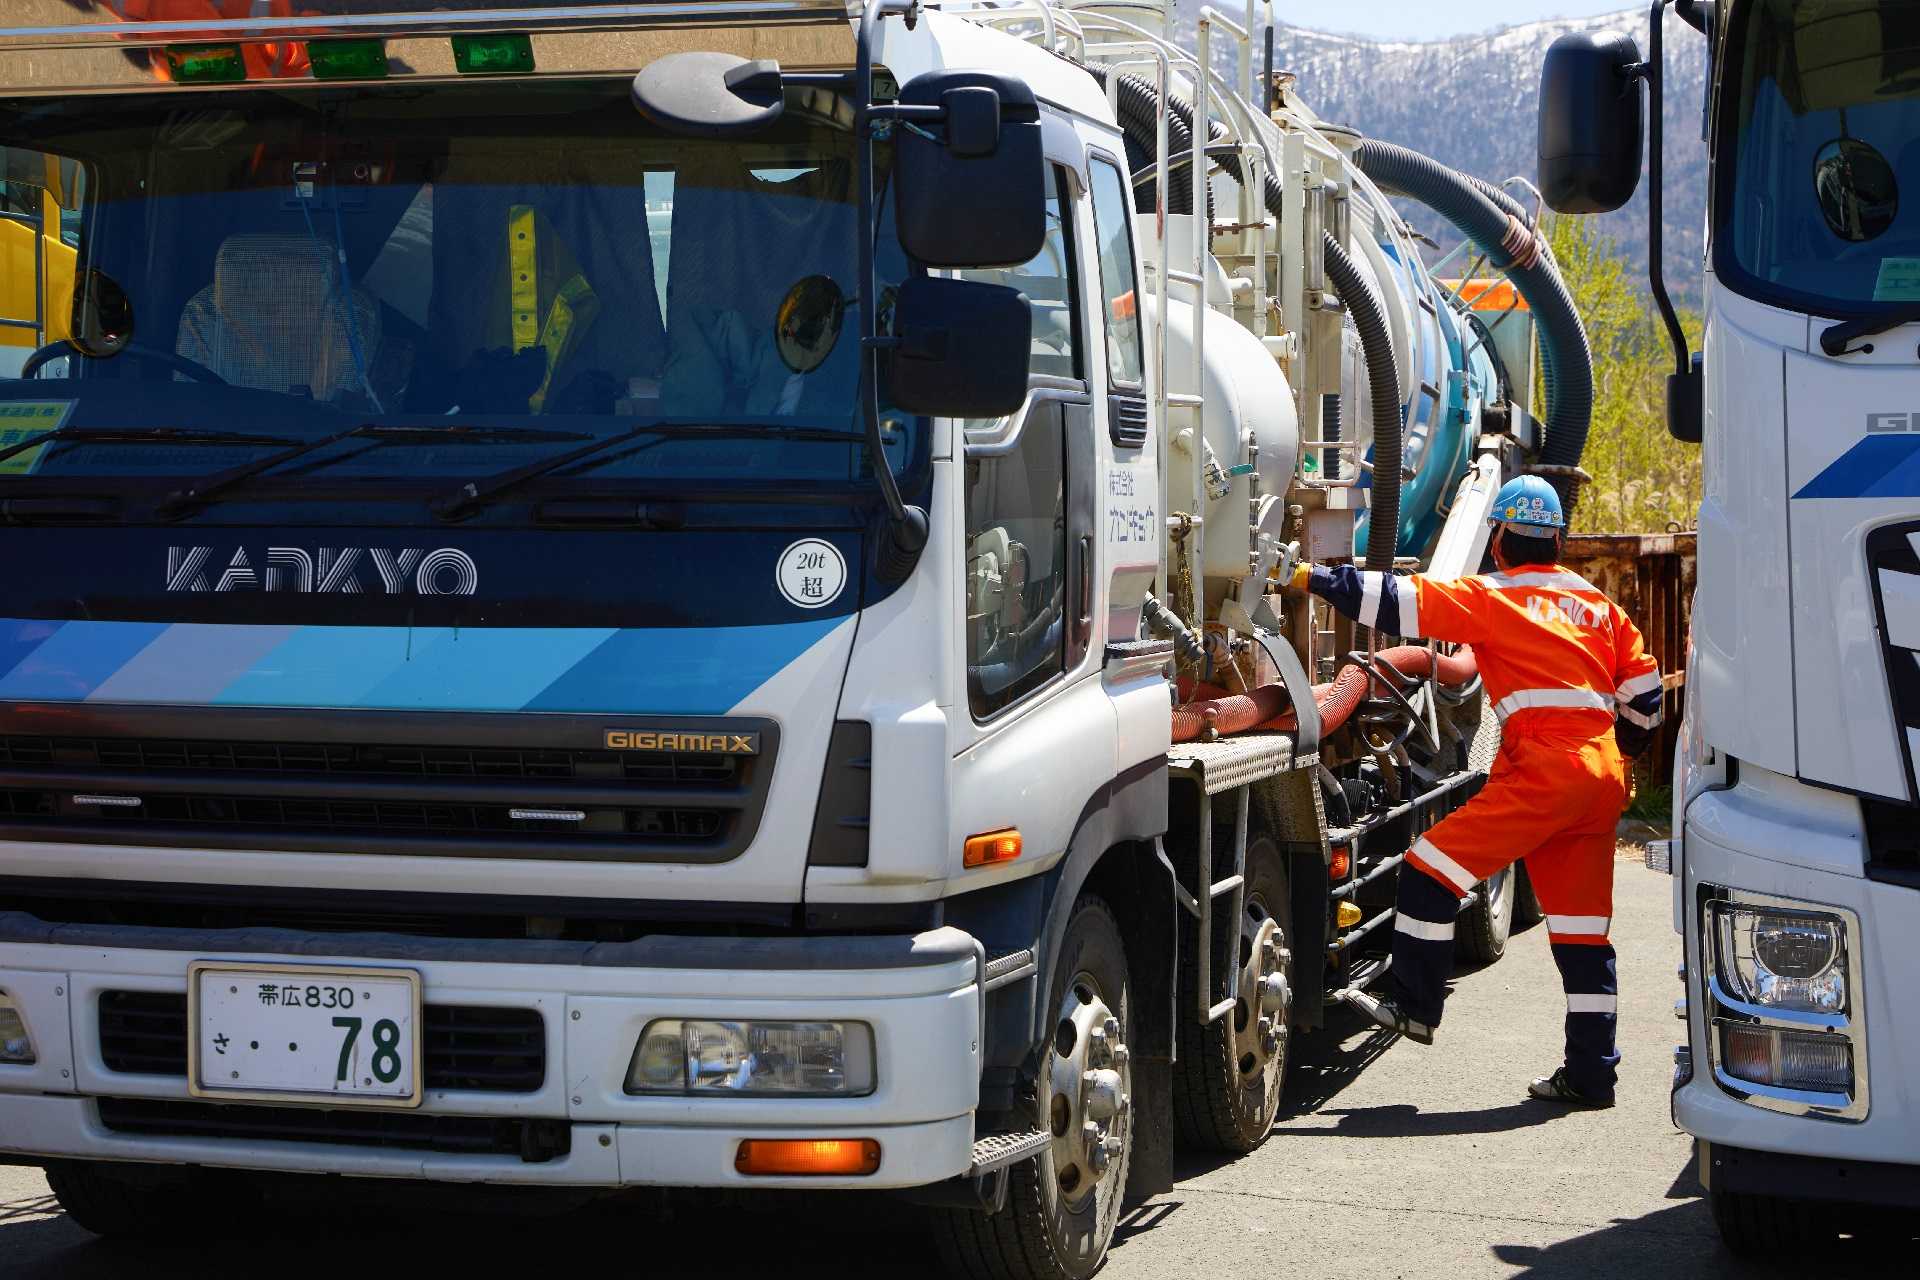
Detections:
[188, 962, 423, 1108]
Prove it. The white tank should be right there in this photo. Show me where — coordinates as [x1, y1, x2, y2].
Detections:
[1143, 315, 1300, 581]
[1137, 215, 1301, 584]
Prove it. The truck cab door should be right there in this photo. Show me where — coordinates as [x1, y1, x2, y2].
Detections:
[948, 163, 1117, 872]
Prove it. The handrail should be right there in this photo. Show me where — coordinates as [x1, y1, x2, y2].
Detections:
[962, 382, 1093, 458]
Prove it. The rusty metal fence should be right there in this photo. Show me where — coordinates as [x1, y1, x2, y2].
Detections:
[1562, 533, 1697, 782]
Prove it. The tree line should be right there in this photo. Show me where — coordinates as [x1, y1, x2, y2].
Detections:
[1543, 214, 1703, 535]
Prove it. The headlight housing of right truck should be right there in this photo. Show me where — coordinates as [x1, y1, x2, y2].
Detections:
[1701, 886, 1866, 1120]
[1709, 903, 1848, 1013]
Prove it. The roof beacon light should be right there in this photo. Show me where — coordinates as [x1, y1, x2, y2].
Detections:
[310, 39, 390, 82]
[163, 45, 247, 84]
[452, 33, 535, 76]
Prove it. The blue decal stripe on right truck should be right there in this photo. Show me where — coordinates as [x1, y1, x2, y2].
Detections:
[1794, 435, 1920, 499]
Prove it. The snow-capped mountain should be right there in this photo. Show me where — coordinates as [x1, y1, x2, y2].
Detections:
[1177, 4, 1709, 297]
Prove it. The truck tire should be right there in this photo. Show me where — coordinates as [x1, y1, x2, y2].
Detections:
[1709, 1185, 1822, 1256]
[933, 894, 1133, 1280]
[1172, 837, 1293, 1153]
[1455, 862, 1515, 964]
[45, 1161, 239, 1239]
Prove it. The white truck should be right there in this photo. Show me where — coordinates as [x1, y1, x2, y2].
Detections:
[0, 1, 1589, 1273]
[1538, 0, 1920, 1252]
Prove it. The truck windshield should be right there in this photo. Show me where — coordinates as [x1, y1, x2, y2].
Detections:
[1718, 0, 1920, 317]
[0, 80, 914, 501]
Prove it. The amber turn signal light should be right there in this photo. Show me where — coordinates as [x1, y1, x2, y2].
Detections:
[1336, 901, 1364, 928]
[963, 828, 1022, 869]
[735, 1138, 881, 1177]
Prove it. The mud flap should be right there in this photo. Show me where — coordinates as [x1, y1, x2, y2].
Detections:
[1124, 1053, 1174, 1203]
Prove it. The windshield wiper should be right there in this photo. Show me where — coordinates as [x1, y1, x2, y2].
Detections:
[1820, 303, 1920, 356]
[0, 426, 298, 471]
[152, 423, 592, 520]
[429, 423, 864, 521]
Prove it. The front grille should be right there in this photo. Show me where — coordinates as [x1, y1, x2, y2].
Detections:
[0, 735, 741, 785]
[97, 1096, 570, 1162]
[8, 788, 725, 842]
[1868, 523, 1920, 803]
[0, 706, 776, 862]
[99, 991, 546, 1093]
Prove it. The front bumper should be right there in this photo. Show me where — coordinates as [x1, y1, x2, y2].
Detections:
[1674, 792, 1920, 1168]
[1701, 1140, 1920, 1212]
[0, 915, 983, 1190]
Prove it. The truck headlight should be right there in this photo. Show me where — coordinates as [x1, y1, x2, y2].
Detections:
[625, 1020, 875, 1097]
[0, 992, 34, 1064]
[1709, 903, 1847, 1013]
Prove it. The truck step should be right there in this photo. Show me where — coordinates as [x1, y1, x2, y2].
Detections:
[968, 1129, 1050, 1175]
[982, 949, 1036, 992]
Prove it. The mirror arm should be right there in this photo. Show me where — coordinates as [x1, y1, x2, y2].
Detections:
[1645, 0, 1688, 381]
[869, 103, 945, 123]
[856, 0, 930, 583]
[784, 71, 856, 90]
[1644, 0, 1703, 442]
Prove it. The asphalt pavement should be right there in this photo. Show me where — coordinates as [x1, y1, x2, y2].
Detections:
[0, 851, 1904, 1277]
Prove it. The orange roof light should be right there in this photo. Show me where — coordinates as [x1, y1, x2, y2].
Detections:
[963, 828, 1022, 869]
[735, 1138, 881, 1177]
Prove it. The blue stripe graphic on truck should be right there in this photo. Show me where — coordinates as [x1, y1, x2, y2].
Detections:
[1794, 435, 1920, 499]
[0, 617, 843, 714]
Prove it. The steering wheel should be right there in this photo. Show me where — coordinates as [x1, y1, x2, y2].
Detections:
[20, 339, 227, 385]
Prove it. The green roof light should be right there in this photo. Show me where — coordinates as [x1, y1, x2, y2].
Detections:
[451, 33, 535, 75]
[163, 44, 247, 84]
[310, 39, 389, 81]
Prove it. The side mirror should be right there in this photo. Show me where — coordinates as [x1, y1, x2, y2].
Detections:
[886, 275, 1031, 418]
[1538, 30, 1645, 214]
[631, 52, 784, 138]
[70, 268, 133, 357]
[894, 70, 1046, 268]
[1667, 353, 1703, 444]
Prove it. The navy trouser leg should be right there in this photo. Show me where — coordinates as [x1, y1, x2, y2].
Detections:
[1387, 865, 1461, 1028]
[1552, 941, 1620, 1099]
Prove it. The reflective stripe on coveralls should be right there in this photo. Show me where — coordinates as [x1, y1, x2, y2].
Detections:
[1493, 687, 1614, 721]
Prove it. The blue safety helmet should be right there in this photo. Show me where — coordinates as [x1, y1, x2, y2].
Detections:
[1491, 475, 1564, 538]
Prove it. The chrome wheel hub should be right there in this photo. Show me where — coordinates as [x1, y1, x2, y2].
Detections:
[1234, 915, 1291, 1079]
[1047, 975, 1130, 1203]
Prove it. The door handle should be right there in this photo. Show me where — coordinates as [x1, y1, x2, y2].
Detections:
[1077, 534, 1094, 630]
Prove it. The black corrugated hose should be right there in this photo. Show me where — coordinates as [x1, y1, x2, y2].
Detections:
[1091, 67, 1199, 215]
[1090, 67, 1404, 571]
[1352, 139, 1594, 507]
[1320, 233, 1402, 571]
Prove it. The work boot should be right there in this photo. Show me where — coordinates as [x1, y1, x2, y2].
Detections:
[1343, 988, 1434, 1045]
[1527, 1066, 1614, 1109]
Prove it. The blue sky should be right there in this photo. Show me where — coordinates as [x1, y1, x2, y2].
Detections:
[1281, 1, 1629, 39]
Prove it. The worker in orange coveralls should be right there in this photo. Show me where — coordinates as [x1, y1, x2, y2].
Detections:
[91, 0, 314, 79]
[1288, 475, 1663, 1107]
